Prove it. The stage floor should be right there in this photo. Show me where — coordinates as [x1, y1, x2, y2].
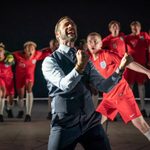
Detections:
[0, 100, 150, 150]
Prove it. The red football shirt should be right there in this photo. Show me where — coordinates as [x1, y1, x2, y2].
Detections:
[102, 32, 126, 58]
[91, 50, 133, 99]
[13, 50, 45, 78]
[125, 32, 150, 65]
[0, 61, 13, 78]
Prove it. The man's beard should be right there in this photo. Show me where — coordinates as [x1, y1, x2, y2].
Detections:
[61, 33, 77, 42]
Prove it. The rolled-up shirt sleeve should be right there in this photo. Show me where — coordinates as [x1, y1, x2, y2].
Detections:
[88, 61, 122, 93]
[42, 56, 82, 92]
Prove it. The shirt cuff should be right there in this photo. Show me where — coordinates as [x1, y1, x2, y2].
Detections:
[115, 67, 124, 75]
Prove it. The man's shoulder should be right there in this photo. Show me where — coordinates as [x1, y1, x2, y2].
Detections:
[51, 50, 64, 59]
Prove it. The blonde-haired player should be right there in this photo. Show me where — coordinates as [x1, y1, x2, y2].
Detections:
[87, 32, 150, 141]
[13, 41, 50, 122]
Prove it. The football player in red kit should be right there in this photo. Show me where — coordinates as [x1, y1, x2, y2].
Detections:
[124, 21, 150, 117]
[87, 32, 150, 141]
[102, 20, 128, 120]
[13, 41, 50, 122]
[102, 20, 126, 58]
[0, 43, 15, 122]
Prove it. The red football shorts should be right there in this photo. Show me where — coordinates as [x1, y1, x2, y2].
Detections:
[96, 95, 141, 124]
[15, 73, 34, 89]
[0, 77, 14, 95]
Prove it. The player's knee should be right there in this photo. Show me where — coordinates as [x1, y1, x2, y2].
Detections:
[132, 116, 145, 128]
[26, 81, 33, 90]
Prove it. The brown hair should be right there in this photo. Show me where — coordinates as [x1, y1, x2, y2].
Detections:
[55, 16, 75, 34]
[0, 42, 5, 49]
[130, 21, 141, 27]
[54, 16, 77, 42]
[108, 20, 121, 29]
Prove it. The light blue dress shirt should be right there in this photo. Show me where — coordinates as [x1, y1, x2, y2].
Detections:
[42, 44, 121, 95]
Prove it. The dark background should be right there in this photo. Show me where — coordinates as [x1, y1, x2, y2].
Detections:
[0, 0, 150, 98]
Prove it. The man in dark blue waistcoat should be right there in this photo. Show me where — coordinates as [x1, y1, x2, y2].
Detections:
[42, 16, 132, 150]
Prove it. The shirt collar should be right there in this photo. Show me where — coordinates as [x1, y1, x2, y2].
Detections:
[58, 44, 77, 53]
[59, 44, 70, 53]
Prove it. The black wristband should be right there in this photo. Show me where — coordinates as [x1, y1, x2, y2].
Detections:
[115, 67, 124, 75]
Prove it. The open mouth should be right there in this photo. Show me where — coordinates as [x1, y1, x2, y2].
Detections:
[67, 29, 75, 35]
[68, 32, 74, 35]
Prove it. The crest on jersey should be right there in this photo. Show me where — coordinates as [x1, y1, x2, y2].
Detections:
[131, 41, 137, 47]
[100, 61, 106, 69]
[112, 43, 117, 49]
[19, 62, 26, 68]
[140, 36, 144, 40]
[32, 59, 36, 64]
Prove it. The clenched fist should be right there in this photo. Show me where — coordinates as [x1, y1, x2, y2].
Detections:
[75, 49, 89, 73]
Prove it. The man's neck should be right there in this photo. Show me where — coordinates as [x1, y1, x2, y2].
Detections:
[112, 31, 119, 37]
[132, 32, 140, 36]
[92, 53, 98, 61]
[24, 53, 32, 59]
[60, 40, 75, 48]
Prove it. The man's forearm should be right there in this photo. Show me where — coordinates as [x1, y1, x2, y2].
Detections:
[127, 61, 149, 75]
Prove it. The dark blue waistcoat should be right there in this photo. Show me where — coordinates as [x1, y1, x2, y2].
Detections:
[46, 51, 95, 116]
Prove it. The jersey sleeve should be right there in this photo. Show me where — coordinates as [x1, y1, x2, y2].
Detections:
[36, 50, 52, 61]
